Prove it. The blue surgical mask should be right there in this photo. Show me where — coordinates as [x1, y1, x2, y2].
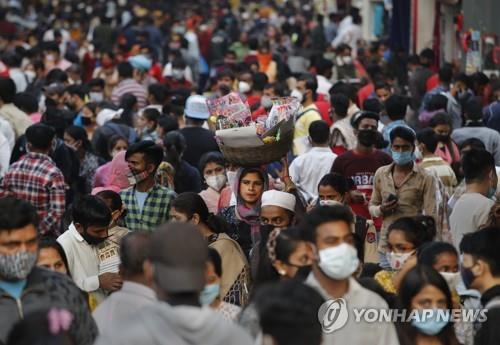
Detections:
[199, 284, 220, 306]
[391, 150, 415, 166]
[411, 309, 450, 336]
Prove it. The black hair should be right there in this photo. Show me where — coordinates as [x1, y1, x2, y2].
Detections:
[460, 138, 486, 151]
[6, 309, 74, 345]
[125, 140, 164, 169]
[157, 115, 179, 134]
[351, 111, 380, 129]
[88, 78, 105, 89]
[472, 72, 490, 86]
[107, 135, 128, 154]
[464, 97, 483, 121]
[0, 77, 16, 103]
[64, 125, 92, 152]
[438, 66, 453, 84]
[148, 84, 168, 104]
[374, 80, 390, 91]
[198, 151, 225, 175]
[13, 92, 38, 114]
[301, 205, 354, 243]
[390, 126, 416, 145]
[217, 68, 235, 81]
[426, 94, 448, 112]
[45, 69, 68, 85]
[72, 195, 111, 229]
[65, 84, 87, 100]
[163, 130, 186, 168]
[39, 237, 70, 276]
[120, 231, 151, 276]
[0, 197, 39, 232]
[240, 167, 266, 184]
[460, 226, 500, 277]
[429, 112, 452, 128]
[26, 123, 55, 150]
[385, 95, 407, 121]
[308, 120, 330, 144]
[171, 192, 228, 234]
[82, 102, 97, 117]
[95, 190, 124, 214]
[417, 128, 438, 153]
[388, 216, 436, 248]
[315, 58, 333, 76]
[362, 98, 382, 114]
[419, 48, 435, 66]
[298, 73, 318, 101]
[318, 173, 351, 196]
[142, 108, 160, 125]
[418, 241, 458, 268]
[330, 93, 349, 118]
[207, 247, 222, 277]
[254, 280, 324, 345]
[329, 81, 357, 103]
[397, 265, 459, 345]
[252, 72, 269, 92]
[462, 149, 495, 183]
[117, 61, 133, 79]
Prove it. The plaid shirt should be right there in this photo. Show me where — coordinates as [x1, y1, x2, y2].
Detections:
[0, 152, 66, 236]
[120, 184, 176, 232]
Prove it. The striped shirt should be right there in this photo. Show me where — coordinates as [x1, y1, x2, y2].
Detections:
[111, 79, 148, 109]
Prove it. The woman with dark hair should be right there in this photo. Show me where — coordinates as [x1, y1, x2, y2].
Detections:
[163, 130, 201, 193]
[170, 192, 250, 306]
[375, 216, 436, 294]
[93, 135, 128, 188]
[37, 237, 70, 276]
[80, 102, 98, 140]
[118, 93, 137, 128]
[94, 190, 130, 275]
[198, 151, 227, 214]
[397, 265, 460, 345]
[219, 167, 269, 258]
[418, 242, 459, 294]
[64, 125, 104, 194]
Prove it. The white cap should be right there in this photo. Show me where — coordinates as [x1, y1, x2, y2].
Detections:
[97, 108, 123, 126]
[185, 95, 209, 120]
[261, 190, 296, 212]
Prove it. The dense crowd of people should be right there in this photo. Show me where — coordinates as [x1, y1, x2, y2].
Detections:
[0, 0, 499, 345]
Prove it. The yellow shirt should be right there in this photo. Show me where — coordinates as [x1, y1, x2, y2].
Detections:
[293, 104, 322, 155]
[375, 270, 397, 294]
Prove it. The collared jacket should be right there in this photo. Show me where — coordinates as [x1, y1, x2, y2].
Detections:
[0, 267, 97, 345]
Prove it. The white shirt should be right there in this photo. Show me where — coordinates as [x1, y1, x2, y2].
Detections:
[57, 223, 105, 302]
[93, 281, 157, 334]
[0, 117, 15, 151]
[289, 147, 337, 203]
[0, 130, 10, 178]
[316, 75, 333, 97]
[449, 193, 495, 249]
[306, 274, 400, 345]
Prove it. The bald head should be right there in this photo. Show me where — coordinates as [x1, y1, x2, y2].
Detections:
[120, 231, 151, 277]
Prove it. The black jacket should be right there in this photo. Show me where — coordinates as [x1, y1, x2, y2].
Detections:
[475, 285, 500, 345]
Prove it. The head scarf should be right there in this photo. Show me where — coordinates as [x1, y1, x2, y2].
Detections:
[107, 151, 131, 191]
[233, 167, 269, 245]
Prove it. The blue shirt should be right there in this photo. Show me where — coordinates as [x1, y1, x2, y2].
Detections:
[0, 279, 27, 299]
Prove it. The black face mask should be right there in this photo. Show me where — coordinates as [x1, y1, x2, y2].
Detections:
[357, 130, 377, 147]
[292, 265, 312, 282]
[81, 117, 92, 126]
[81, 230, 107, 246]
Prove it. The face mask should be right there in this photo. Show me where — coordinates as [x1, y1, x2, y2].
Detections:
[342, 56, 353, 64]
[357, 130, 377, 147]
[205, 174, 227, 192]
[81, 117, 92, 126]
[127, 170, 150, 185]
[387, 251, 414, 271]
[460, 265, 476, 289]
[391, 150, 415, 166]
[290, 89, 304, 103]
[171, 69, 184, 81]
[440, 271, 460, 291]
[226, 171, 237, 189]
[411, 309, 450, 336]
[318, 243, 359, 280]
[25, 70, 36, 83]
[81, 229, 107, 246]
[0, 251, 37, 281]
[436, 134, 450, 143]
[261, 95, 273, 110]
[89, 92, 104, 103]
[238, 81, 251, 94]
[319, 199, 343, 207]
[66, 142, 78, 152]
[292, 265, 312, 281]
[415, 146, 423, 160]
[199, 283, 220, 306]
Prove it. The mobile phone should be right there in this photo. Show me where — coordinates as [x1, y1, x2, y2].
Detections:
[386, 194, 398, 203]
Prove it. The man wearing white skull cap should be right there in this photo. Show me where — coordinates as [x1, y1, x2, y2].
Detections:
[260, 190, 296, 230]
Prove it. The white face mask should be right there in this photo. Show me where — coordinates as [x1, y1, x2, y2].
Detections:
[318, 243, 359, 280]
[205, 174, 227, 192]
[172, 69, 184, 80]
[290, 89, 304, 103]
[238, 81, 251, 94]
[25, 70, 36, 83]
[89, 91, 104, 103]
[440, 271, 460, 291]
[387, 251, 414, 271]
[261, 95, 273, 110]
[342, 56, 353, 65]
[319, 200, 343, 207]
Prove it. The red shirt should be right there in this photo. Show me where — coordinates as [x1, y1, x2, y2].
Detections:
[315, 100, 332, 126]
[426, 74, 439, 91]
[358, 83, 374, 108]
[331, 149, 392, 228]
